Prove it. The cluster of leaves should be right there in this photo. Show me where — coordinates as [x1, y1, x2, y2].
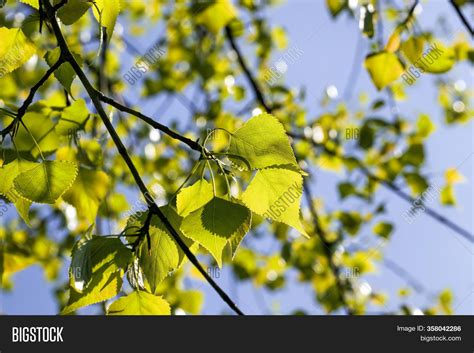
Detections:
[0, 0, 471, 315]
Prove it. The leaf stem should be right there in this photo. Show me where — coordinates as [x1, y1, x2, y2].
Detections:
[98, 93, 203, 153]
[42, 0, 244, 316]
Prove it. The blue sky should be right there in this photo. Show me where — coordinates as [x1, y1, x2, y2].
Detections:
[1, 0, 472, 315]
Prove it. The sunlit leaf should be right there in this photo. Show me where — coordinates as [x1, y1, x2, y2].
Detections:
[364, 51, 404, 90]
[19, 0, 38, 8]
[176, 179, 213, 217]
[14, 160, 78, 204]
[228, 113, 299, 170]
[326, 0, 347, 17]
[44, 49, 74, 94]
[107, 291, 170, 315]
[440, 185, 456, 206]
[0, 159, 37, 224]
[242, 167, 307, 237]
[62, 168, 110, 223]
[195, 0, 238, 33]
[181, 197, 251, 267]
[92, 0, 121, 41]
[403, 173, 429, 195]
[55, 98, 90, 135]
[57, 0, 92, 25]
[129, 206, 195, 293]
[401, 144, 424, 167]
[445, 168, 465, 185]
[63, 236, 132, 314]
[373, 222, 393, 239]
[13, 112, 59, 157]
[386, 27, 402, 52]
[416, 114, 435, 138]
[69, 236, 131, 291]
[0, 27, 36, 77]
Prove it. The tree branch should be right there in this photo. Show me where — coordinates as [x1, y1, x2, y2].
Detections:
[303, 179, 354, 315]
[224, 25, 353, 314]
[43, 0, 243, 315]
[289, 133, 474, 243]
[98, 94, 203, 153]
[1, 58, 64, 139]
[225, 26, 272, 112]
[449, 0, 474, 36]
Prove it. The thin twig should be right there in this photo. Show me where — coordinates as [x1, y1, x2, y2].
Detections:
[449, 0, 474, 36]
[289, 133, 474, 243]
[1, 58, 64, 139]
[43, 0, 243, 316]
[225, 24, 353, 314]
[225, 26, 272, 112]
[98, 94, 203, 153]
[303, 179, 354, 315]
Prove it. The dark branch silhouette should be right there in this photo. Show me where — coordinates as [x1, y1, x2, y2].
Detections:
[42, 0, 244, 316]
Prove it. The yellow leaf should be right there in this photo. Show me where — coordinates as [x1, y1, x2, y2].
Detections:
[385, 27, 401, 52]
[444, 168, 465, 185]
[364, 51, 405, 90]
[63, 168, 110, 223]
[92, 0, 121, 41]
[196, 0, 238, 34]
[0, 27, 37, 78]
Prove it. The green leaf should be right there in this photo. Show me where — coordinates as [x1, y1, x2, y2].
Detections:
[416, 114, 435, 138]
[338, 182, 356, 199]
[137, 221, 179, 294]
[62, 168, 110, 223]
[0, 27, 37, 78]
[338, 211, 362, 236]
[69, 236, 131, 291]
[129, 206, 195, 293]
[57, 0, 92, 25]
[385, 27, 402, 52]
[401, 37, 455, 74]
[178, 290, 203, 315]
[364, 51, 404, 90]
[400, 36, 425, 63]
[228, 113, 299, 170]
[13, 112, 59, 157]
[440, 185, 456, 206]
[0, 159, 37, 224]
[63, 236, 132, 314]
[420, 41, 456, 74]
[44, 48, 76, 95]
[373, 222, 393, 239]
[401, 144, 424, 167]
[181, 197, 251, 267]
[195, 0, 238, 33]
[358, 124, 375, 149]
[176, 179, 213, 217]
[2, 250, 35, 278]
[403, 173, 429, 195]
[92, 0, 121, 41]
[445, 168, 465, 185]
[241, 167, 307, 237]
[107, 291, 170, 315]
[14, 160, 78, 204]
[19, 0, 38, 8]
[55, 98, 90, 135]
[326, 0, 347, 17]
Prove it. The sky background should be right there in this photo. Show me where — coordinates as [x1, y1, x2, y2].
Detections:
[1, 0, 472, 315]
